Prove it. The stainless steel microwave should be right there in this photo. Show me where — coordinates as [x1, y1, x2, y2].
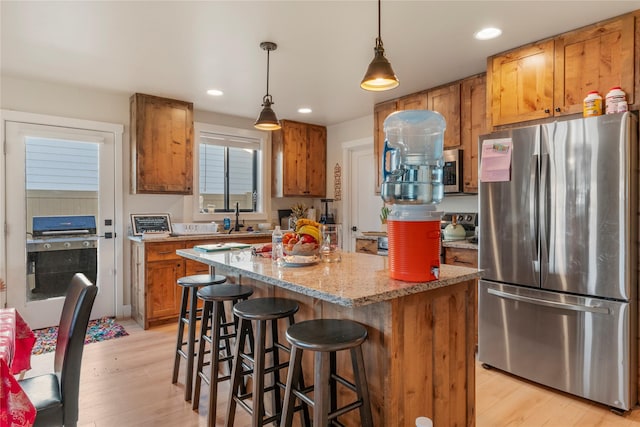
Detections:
[443, 149, 463, 193]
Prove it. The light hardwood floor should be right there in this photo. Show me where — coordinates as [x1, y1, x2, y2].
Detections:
[25, 318, 640, 426]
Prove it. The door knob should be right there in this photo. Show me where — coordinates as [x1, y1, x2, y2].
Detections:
[351, 226, 358, 232]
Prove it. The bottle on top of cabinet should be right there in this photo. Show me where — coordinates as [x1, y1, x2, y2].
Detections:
[583, 91, 603, 117]
[605, 87, 628, 114]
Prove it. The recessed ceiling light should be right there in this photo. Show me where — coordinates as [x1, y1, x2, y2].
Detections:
[207, 89, 224, 96]
[474, 27, 502, 40]
[298, 107, 312, 114]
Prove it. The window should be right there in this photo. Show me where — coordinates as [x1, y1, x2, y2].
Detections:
[194, 123, 269, 220]
[25, 137, 99, 191]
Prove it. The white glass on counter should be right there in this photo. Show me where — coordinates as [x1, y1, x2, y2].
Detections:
[320, 224, 342, 263]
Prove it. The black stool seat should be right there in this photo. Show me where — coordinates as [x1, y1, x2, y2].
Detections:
[280, 319, 374, 427]
[232, 297, 300, 321]
[192, 284, 253, 426]
[198, 283, 254, 301]
[178, 274, 227, 287]
[172, 274, 227, 402]
[285, 319, 367, 352]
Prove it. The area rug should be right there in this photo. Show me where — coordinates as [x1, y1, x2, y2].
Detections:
[31, 316, 129, 355]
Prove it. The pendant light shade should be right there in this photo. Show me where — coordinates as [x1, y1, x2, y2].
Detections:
[255, 41, 281, 131]
[361, 0, 399, 91]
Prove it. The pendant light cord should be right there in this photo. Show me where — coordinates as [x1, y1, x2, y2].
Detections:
[264, 49, 271, 102]
[376, 0, 383, 50]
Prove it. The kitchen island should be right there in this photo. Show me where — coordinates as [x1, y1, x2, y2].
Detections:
[177, 248, 481, 426]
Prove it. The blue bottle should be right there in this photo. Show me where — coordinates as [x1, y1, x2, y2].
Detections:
[223, 217, 231, 230]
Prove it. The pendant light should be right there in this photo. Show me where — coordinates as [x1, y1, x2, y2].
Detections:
[254, 41, 281, 131]
[360, 0, 399, 91]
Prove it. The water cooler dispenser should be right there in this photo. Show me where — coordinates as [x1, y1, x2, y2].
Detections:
[381, 110, 446, 282]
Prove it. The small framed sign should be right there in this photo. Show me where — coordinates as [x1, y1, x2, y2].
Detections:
[131, 213, 172, 236]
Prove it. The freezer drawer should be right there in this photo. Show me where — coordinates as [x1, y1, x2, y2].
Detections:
[478, 280, 636, 411]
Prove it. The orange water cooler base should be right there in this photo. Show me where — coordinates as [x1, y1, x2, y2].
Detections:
[387, 219, 441, 282]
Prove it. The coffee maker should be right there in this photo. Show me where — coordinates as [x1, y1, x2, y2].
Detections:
[320, 198, 335, 224]
[381, 110, 446, 282]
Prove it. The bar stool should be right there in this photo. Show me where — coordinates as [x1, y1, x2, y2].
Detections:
[225, 297, 310, 427]
[192, 284, 254, 426]
[280, 319, 374, 427]
[172, 274, 227, 401]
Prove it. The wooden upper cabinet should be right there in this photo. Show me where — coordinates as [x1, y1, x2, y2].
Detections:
[554, 13, 636, 115]
[489, 40, 555, 126]
[272, 119, 327, 197]
[397, 90, 428, 110]
[373, 100, 398, 194]
[427, 83, 461, 148]
[489, 11, 639, 127]
[461, 74, 487, 194]
[130, 93, 194, 194]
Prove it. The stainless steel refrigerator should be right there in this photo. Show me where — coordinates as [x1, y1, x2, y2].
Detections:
[478, 112, 638, 412]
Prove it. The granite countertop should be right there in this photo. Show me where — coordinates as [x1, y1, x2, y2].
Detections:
[128, 231, 274, 243]
[177, 248, 480, 307]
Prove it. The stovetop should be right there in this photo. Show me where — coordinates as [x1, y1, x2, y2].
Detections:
[441, 212, 477, 233]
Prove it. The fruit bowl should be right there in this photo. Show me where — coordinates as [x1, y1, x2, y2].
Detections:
[284, 241, 320, 256]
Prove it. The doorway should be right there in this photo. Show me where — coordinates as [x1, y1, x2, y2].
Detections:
[2, 112, 123, 329]
[342, 138, 383, 252]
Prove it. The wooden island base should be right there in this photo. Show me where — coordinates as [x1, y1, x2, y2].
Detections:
[219, 268, 476, 427]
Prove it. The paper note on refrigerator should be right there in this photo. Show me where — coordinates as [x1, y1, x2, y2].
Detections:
[480, 138, 513, 182]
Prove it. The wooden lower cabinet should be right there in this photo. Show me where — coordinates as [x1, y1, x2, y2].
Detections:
[355, 237, 378, 255]
[444, 245, 479, 348]
[130, 236, 270, 329]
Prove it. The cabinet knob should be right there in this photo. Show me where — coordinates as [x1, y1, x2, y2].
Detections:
[555, 107, 561, 112]
[544, 109, 550, 114]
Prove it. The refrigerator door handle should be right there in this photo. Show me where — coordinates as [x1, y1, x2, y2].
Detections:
[487, 288, 611, 315]
[539, 152, 550, 284]
[530, 155, 539, 275]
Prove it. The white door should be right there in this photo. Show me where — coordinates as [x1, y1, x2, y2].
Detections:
[4, 120, 118, 328]
[343, 140, 383, 252]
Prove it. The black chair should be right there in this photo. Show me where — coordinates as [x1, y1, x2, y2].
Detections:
[19, 273, 98, 427]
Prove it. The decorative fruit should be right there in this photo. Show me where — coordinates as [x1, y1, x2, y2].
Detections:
[297, 224, 320, 242]
[299, 234, 316, 244]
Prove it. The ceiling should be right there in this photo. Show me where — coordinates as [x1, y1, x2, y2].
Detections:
[2, 1, 638, 127]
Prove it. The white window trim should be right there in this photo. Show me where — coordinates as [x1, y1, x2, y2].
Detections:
[192, 122, 271, 222]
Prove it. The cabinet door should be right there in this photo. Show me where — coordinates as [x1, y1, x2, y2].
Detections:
[397, 91, 429, 110]
[373, 100, 398, 194]
[281, 120, 308, 196]
[461, 74, 487, 194]
[305, 124, 327, 197]
[489, 40, 554, 126]
[444, 247, 478, 267]
[146, 259, 184, 321]
[554, 14, 636, 115]
[427, 83, 461, 148]
[130, 93, 194, 194]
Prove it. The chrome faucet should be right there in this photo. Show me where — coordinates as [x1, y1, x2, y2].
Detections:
[233, 202, 242, 232]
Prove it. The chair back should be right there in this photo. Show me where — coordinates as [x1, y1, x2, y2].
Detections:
[54, 273, 98, 423]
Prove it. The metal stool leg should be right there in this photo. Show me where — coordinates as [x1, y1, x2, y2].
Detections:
[280, 345, 303, 427]
[185, 286, 199, 401]
[172, 286, 189, 384]
[192, 300, 212, 410]
[253, 319, 267, 427]
[206, 300, 224, 426]
[225, 318, 250, 427]
[352, 346, 374, 427]
[314, 351, 331, 427]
